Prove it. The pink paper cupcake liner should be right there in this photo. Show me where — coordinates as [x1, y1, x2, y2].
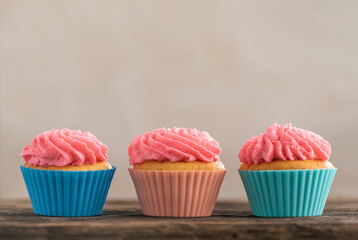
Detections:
[128, 169, 227, 217]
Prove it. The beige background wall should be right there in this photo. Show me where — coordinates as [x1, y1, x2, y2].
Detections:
[1, 0, 358, 200]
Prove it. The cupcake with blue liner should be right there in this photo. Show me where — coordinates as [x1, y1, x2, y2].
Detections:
[238, 123, 336, 217]
[20, 129, 116, 217]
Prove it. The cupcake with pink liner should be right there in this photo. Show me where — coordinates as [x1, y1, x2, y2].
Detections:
[238, 123, 336, 217]
[128, 127, 226, 217]
[20, 129, 116, 217]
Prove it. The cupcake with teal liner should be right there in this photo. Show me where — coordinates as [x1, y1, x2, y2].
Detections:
[20, 129, 116, 217]
[238, 123, 336, 217]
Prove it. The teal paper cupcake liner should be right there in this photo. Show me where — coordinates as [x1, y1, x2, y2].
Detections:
[20, 166, 116, 217]
[239, 168, 336, 217]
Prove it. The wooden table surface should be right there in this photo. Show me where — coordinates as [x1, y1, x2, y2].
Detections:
[1, 200, 358, 240]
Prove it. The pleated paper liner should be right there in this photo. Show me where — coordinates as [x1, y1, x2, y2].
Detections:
[239, 168, 336, 217]
[129, 168, 226, 217]
[20, 166, 116, 217]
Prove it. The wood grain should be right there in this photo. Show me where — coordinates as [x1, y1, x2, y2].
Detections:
[1, 200, 358, 240]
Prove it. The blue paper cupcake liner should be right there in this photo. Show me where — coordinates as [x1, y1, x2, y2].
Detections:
[20, 166, 116, 217]
[239, 168, 336, 217]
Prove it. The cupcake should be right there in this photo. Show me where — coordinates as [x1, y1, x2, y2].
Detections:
[128, 127, 226, 217]
[20, 129, 116, 217]
[238, 123, 336, 217]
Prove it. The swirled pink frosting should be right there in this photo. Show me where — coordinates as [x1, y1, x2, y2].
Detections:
[21, 129, 108, 166]
[238, 123, 331, 165]
[128, 127, 221, 165]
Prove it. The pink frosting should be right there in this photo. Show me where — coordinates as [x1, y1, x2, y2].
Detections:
[128, 127, 221, 165]
[21, 129, 108, 167]
[238, 123, 331, 165]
